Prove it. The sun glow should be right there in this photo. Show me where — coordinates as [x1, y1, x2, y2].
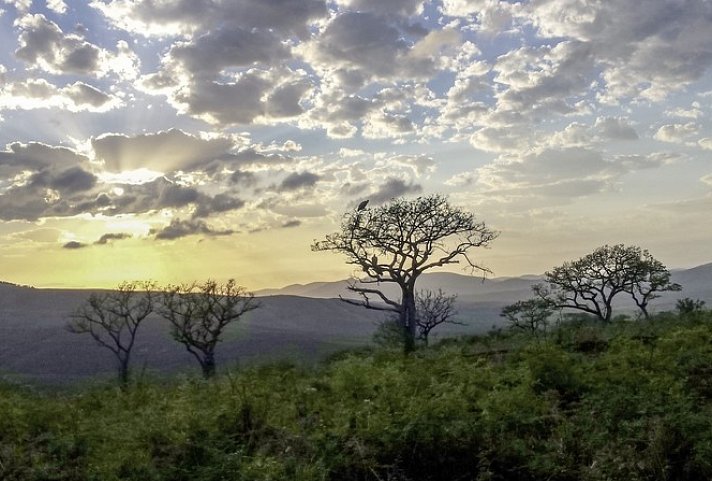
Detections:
[97, 168, 164, 185]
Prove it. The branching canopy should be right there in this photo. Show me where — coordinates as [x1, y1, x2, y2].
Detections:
[538, 244, 679, 322]
[159, 279, 259, 377]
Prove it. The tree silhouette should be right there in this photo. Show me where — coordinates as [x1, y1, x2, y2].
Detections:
[313, 195, 496, 353]
[415, 289, 461, 346]
[67, 281, 156, 388]
[158, 279, 259, 378]
[501, 298, 555, 337]
[537, 244, 679, 322]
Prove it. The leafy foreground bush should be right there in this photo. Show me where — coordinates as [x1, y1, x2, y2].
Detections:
[1, 315, 712, 481]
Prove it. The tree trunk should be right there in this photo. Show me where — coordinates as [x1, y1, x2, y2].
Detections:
[201, 353, 216, 379]
[118, 359, 130, 390]
[401, 289, 417, 354]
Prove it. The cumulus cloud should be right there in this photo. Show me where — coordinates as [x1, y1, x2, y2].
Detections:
[0, 141, 90, 178]
[654, 123, 699, 144]
[47, 0, 67, 14]
[278, 171, 320, 192]
[62, 240, 87, 249]
[0, 78, 121, 112]
[281, 219, 301, 228]
[335, 0, 424, 17]
[15, 14, 105, 75]
[369, 177, 422, 205]
[153, 218, 233, 240]
[92, 129, 234, 173]
[528, 0, 712, 101]
[94, 232, 131, 244]
[13, 13, 139, 80]
[163, 68, 312, 126]
[192, 193, 245, 218]
[594, 117, 638, 141]
[477, 147, 672, 198]
[91, 0, 326, 38]
[388, 154, 436, 175]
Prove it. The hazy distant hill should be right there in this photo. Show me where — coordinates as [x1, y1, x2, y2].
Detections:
[0, 263, 710, 385]
[256, 264, 712, 310]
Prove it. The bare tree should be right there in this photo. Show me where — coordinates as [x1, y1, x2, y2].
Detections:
[158, 279, 259, 378]
[538, 244, 679, 322]
[67, 281, 156, 388]
[501, 298, 555, 337]
[415, 289, 461, 346]
[312, 195, 497, 353]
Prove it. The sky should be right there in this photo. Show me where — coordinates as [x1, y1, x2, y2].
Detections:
[0, 0, 711, 289]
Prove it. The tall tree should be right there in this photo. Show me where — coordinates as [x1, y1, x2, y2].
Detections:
[158, 279, 259, 378]
[538, 244, 679, 322]
[67, 281, 156, 388]
[312, 195, 497, 353]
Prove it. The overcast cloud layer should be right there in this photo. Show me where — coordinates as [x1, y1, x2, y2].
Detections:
[0, 0, 711, 287]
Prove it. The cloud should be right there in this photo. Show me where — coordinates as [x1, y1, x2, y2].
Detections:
[91, 0, 326, 38]
[62, 240, 87, 249]
[92, 129, 234, 173]
[278, 171, 320, 192]
[167, 27, 290, 75]
[302, 12, 453, 86]
[281, 219, 301, 228]
[29, 166, 97, 193]
[0, 79, 121, 112]
[528, 0, 712, 101]
[192, 193, 245, 218]
[94, 232, 131, 245]
[164, 68, 312, 126]
[0, 141, 89, 178]
[369, 177, 422, 205]
[476, 147, 671, 198]
[153, 218, 233, 240]
[388, 154, 436, 175]
[14, 14, 105, 75]
[594, 117, 638, 141]
[699, 138, 712, 150]
[654, 123, 699, 144]
[335, 0, 424, 17]
[47, 0, 67, 14]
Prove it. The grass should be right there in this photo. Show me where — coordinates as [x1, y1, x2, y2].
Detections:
[1, 311, 711, 480]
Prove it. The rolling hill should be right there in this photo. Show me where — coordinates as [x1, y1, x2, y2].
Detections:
[0, 263, 710, 385]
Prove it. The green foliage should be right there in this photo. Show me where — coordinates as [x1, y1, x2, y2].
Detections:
[1, 312, 712, 480]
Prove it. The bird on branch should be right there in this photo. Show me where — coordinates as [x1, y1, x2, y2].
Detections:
[357, 199, 369, 211]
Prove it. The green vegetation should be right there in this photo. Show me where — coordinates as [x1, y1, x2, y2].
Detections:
[2, 312, 712, 481]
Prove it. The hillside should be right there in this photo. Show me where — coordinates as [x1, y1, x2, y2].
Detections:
[1, 263, 710, 384]
[1, 314, 711, 480]
[257, 264, 712, 311]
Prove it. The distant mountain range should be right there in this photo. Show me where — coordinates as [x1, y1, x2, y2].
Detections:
[257, 263, 712, 310]
[1, 263, 710, 385]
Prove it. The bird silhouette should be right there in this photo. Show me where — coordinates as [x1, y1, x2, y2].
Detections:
[357, 199, 369, 211]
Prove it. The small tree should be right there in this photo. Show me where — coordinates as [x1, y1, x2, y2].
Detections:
[415, 289, 461, 346]
[159, 279, 259, 378]
[313, 195, 497, 353]
[501, 298, 555, 337]
[538, 244, 678, 323]
[627, 257, 681, 319]
[67, 281, 156, 388]
[676, 298, 706, 317]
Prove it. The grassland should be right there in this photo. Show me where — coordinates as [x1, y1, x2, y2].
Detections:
[1, 311, 711, 481]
